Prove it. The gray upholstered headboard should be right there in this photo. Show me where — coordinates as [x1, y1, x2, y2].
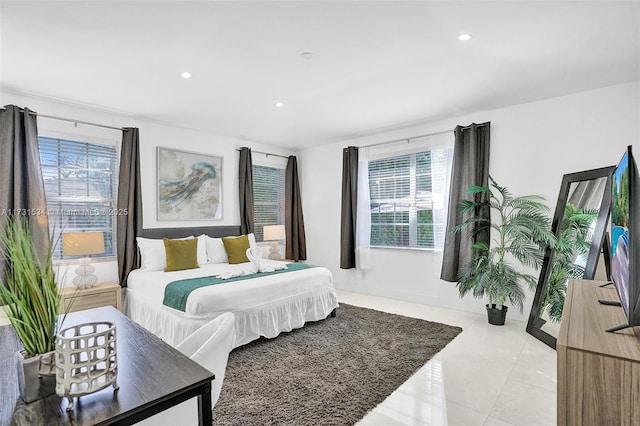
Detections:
[139, 226, 242, 239]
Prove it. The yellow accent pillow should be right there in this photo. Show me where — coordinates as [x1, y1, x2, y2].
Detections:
[222, 235, 250, 264]
[163, 238, 199, 272]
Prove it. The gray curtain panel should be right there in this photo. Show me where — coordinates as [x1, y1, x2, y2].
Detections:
[340, 146, 358, 269]
[440, 123, 491, 282]
[239, 147, 254, 235]
[117, 127, 143, 287]
[0, 105, 50, 272]
[285, 156, 307, 261]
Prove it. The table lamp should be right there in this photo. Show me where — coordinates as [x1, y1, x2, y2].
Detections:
[62, 231, 105, 289]
[263, 225, 285, 260]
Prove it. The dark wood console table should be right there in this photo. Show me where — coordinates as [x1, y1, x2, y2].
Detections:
[0, 306, 214, 425]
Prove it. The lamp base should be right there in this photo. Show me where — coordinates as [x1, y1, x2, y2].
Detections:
[73, 258, 98, 289]
[268, 242, 281, 260]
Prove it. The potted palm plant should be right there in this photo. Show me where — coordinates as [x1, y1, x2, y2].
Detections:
[454, 176, 556, 325]
[0, 216, 69, 403]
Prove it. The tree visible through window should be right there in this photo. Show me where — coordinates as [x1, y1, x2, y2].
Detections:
[252, 164, 285, 242]
[368, 149, 448, 249]
[38, 136, 118, 260]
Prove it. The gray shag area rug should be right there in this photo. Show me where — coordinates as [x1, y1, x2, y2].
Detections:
[213, 304, 462, 426]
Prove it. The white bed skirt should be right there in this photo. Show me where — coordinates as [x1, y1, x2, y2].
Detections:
[124, 288, 338, 348]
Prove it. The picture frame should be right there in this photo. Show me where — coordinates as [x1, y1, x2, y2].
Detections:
[157, 147, 223, 220]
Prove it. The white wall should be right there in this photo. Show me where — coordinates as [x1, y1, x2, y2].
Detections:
[1, 91, 295, 286]
[301, 82, 640, 321]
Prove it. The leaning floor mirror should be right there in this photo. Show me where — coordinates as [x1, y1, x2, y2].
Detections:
[526, 166, 615, 349]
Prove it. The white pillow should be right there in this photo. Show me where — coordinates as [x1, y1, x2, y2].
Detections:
[137, 237, 166, 271]
[137, 236, 196, 271]
[205, 236, 228, 264]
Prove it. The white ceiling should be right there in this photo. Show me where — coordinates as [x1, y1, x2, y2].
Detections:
[2, 1, 639, 150]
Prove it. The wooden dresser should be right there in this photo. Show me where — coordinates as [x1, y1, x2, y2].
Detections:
[557, 279, 640, 426]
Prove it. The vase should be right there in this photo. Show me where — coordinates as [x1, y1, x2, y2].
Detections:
[16, 350, 57, 403]
[56, 322, 118, 411]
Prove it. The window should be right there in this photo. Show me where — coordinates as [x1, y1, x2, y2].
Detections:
[252, 164, 285, 242]
[38, 136, 118, 260]
[368, 148, 449, 249]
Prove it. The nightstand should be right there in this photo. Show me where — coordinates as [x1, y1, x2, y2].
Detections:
[60, 282, 122, 313]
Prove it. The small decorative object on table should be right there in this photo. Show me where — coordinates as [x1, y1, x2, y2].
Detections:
[55, 322, 119, 410]
[62, 231, 106, 289]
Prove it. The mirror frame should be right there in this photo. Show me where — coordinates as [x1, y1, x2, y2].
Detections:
[526, 166, 615, 349]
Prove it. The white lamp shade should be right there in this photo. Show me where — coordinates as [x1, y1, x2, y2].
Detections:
[62, 232, 105, 256]
[263, 225, 285, 241]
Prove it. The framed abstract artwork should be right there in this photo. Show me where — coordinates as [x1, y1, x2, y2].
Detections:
[157, 147, 223, 220]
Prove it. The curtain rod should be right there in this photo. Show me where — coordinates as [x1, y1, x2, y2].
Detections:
[358, 122, 489, 149]
[34, 112, 126, 131]
[0, 107, 126, 131]
[359, 129, 452, 149]
[238, 148, 289, 160]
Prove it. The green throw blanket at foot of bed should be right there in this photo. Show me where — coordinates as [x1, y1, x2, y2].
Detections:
[163, 263, 314, 312]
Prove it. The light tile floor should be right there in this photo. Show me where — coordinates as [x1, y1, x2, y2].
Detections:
[337, 290, 557, 426]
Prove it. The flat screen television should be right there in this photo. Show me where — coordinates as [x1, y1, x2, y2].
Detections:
[608, 145, 640, 332]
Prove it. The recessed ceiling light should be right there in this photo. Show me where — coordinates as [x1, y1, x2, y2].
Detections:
[457, 33, 472, 41]
[275, 102, 284, 108]
[181, 72, 192, 79]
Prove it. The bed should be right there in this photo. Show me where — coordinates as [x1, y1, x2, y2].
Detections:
[123, 226, 338, 348]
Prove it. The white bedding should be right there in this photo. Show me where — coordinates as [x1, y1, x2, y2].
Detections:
[124, 260, 338, 348]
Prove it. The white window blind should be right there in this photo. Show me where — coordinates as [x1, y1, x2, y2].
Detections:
[368, 148, 450, 249]
[252, 164, 285, 242]
[38, 136, 118, 260]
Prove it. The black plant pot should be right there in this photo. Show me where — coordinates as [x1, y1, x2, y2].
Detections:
[486, 304, 508, 326]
